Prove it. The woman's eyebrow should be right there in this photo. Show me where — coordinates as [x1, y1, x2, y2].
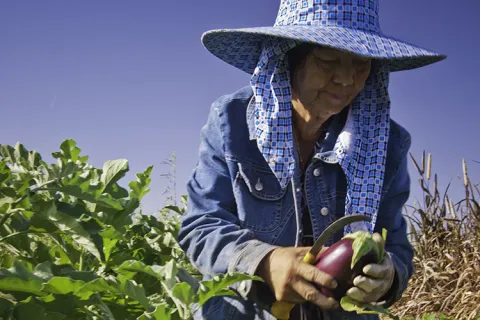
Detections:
[314, 55, 337, 62]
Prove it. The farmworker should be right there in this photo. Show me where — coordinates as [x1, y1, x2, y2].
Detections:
[178, 0, 446, 319]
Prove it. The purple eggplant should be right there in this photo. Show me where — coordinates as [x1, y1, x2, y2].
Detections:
[315, 238, 378, 301]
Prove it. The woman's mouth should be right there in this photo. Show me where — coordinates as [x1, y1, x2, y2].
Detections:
[325, 92, 350, 105]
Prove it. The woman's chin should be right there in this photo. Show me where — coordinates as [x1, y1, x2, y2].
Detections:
[311, 103, 347, 119]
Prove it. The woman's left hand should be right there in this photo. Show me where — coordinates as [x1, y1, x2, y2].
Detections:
[346, 233, 396, 304]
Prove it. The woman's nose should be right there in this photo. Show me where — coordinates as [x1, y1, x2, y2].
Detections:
[332, 64, 355, 87]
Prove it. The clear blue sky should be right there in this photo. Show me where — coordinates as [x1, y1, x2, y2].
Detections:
[2, 1, 479, 214]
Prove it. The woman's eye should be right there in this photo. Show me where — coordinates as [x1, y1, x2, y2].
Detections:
[317, 59, 335, 69]
[354, 60, 369, 71]
[354, 59, 369, 66]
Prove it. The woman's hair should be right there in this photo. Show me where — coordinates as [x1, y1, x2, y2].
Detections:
[286, 43, 317, 90]
[286, 43, 377, 89]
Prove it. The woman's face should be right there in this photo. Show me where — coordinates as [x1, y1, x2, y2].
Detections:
[290, 46, 372, 118]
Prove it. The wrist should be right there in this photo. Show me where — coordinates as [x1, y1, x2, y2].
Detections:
[255, 249, 275, 280]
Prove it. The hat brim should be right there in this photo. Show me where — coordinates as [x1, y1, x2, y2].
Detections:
[201, 26, 446, 73]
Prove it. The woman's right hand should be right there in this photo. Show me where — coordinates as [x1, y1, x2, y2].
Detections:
[256, 246, 340, 309]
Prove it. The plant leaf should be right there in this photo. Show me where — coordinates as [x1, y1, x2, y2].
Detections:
[115, 260, 166, 281]
[0, 277, 45, 296]
[51, 139, 88, 164]
[163, 206, 183, 215]
[49, 246, 73, 265]
[33, 262, 55, 282]
[0, 296, 14, 316]
[340, 296, 399, 319]
[75, 277, 121, 300]
[0, 260, 46, 296]
[345, 232, 374, 268]
[197, 273, 260, 307]
[137, 303, 172, 320]
[117, 275, 152, 312]
[57, 185, 123, 210]
[172, 282, 196, 308]
[129, 166, 153, 201]
[100, 159, 129, 193]
[42, 277, 86, 295]
[33, 199, 102, 261]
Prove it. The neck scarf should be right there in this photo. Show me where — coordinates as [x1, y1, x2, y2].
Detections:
[250, 37, 391, 234]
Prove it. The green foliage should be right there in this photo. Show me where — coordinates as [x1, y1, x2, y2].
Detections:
[0, 139, 258, 319]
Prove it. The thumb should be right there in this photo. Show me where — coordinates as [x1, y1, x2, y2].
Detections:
[372, 232, 384, 248]
[292, 246, 312, 259]
[372, 232, 386, 261]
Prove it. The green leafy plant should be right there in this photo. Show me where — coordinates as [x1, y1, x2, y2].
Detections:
[0, 139, 259, 319]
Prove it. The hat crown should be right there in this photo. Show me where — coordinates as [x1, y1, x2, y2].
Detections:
[274, 0, 381, 33]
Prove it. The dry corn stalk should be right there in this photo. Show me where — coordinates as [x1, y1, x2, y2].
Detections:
[383, 153, 480, 320]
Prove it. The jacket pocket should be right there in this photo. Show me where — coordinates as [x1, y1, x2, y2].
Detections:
[233, 162, 287, 233]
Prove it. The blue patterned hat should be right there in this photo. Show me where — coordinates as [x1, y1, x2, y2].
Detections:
[202, 0, 445, 73]
[201, 0, 445, 235]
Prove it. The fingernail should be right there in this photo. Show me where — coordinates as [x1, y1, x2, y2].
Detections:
[329, 298, 340, 308]
[331, 279, 338, 288]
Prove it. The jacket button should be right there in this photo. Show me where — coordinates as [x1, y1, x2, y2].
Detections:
[255, 179, 263, 191]
[320, 207, 329, 216]
[313, 168, 320, 177]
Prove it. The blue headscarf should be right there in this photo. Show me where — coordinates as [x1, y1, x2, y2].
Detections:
[250, 37, 391, 235]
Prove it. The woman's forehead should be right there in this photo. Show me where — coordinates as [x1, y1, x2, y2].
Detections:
[312, 46, 370, 60]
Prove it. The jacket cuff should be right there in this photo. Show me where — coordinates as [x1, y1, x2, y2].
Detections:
[378, 251, 411, 307]
[227, 239, 279, 298]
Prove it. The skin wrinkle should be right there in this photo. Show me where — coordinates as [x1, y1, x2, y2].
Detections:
[288, 45, 372, 168]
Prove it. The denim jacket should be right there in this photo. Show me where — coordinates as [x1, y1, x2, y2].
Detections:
[178, 86, 414, 320]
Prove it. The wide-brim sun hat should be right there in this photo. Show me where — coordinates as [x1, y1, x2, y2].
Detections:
[201, 0, 446, 74]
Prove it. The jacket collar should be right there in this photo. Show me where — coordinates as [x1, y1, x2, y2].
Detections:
[246, 95, 257, 141]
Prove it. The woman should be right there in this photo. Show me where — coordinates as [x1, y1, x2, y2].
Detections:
[178, 1, 446, 319]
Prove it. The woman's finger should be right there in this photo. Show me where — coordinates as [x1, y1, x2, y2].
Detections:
[353, 275, 384, 293]
[290, 276, 339, 309]
[281, 282, 307, 304]
[362, 263, 388, 279]
[295, 262, 338, 289]
[346, 286, 377, 303]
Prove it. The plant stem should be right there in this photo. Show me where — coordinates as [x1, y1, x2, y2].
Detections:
[79, 248, 85, 271]
[0, 230, 50, 243]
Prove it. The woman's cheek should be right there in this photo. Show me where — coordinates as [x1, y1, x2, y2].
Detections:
[312, 70, 330, 88]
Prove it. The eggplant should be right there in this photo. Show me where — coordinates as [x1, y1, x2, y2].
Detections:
[315, 238, 378, 301]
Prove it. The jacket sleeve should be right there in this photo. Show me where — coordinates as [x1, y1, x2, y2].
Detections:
[177, 102, 279, 298]
[374, 149, 415, 307]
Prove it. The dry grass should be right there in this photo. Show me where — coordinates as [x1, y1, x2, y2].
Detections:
[386, 152, 480, 320]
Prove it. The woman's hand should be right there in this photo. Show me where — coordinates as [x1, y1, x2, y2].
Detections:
[346, 233, 396, 304]
[256, 247, 340, 309]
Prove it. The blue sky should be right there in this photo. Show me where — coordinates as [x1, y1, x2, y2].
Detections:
[1, 1, 479, 214]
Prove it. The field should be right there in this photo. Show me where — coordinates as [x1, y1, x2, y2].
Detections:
[0, 140, 478, 319]
[386, 153, 480, 320]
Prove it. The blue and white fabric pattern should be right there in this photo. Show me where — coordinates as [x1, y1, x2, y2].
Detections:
[202, 0, 446, 74]
[250, 36, 391, 234]
[250, 38, 300, 188]
[202, 0, 446, 235]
